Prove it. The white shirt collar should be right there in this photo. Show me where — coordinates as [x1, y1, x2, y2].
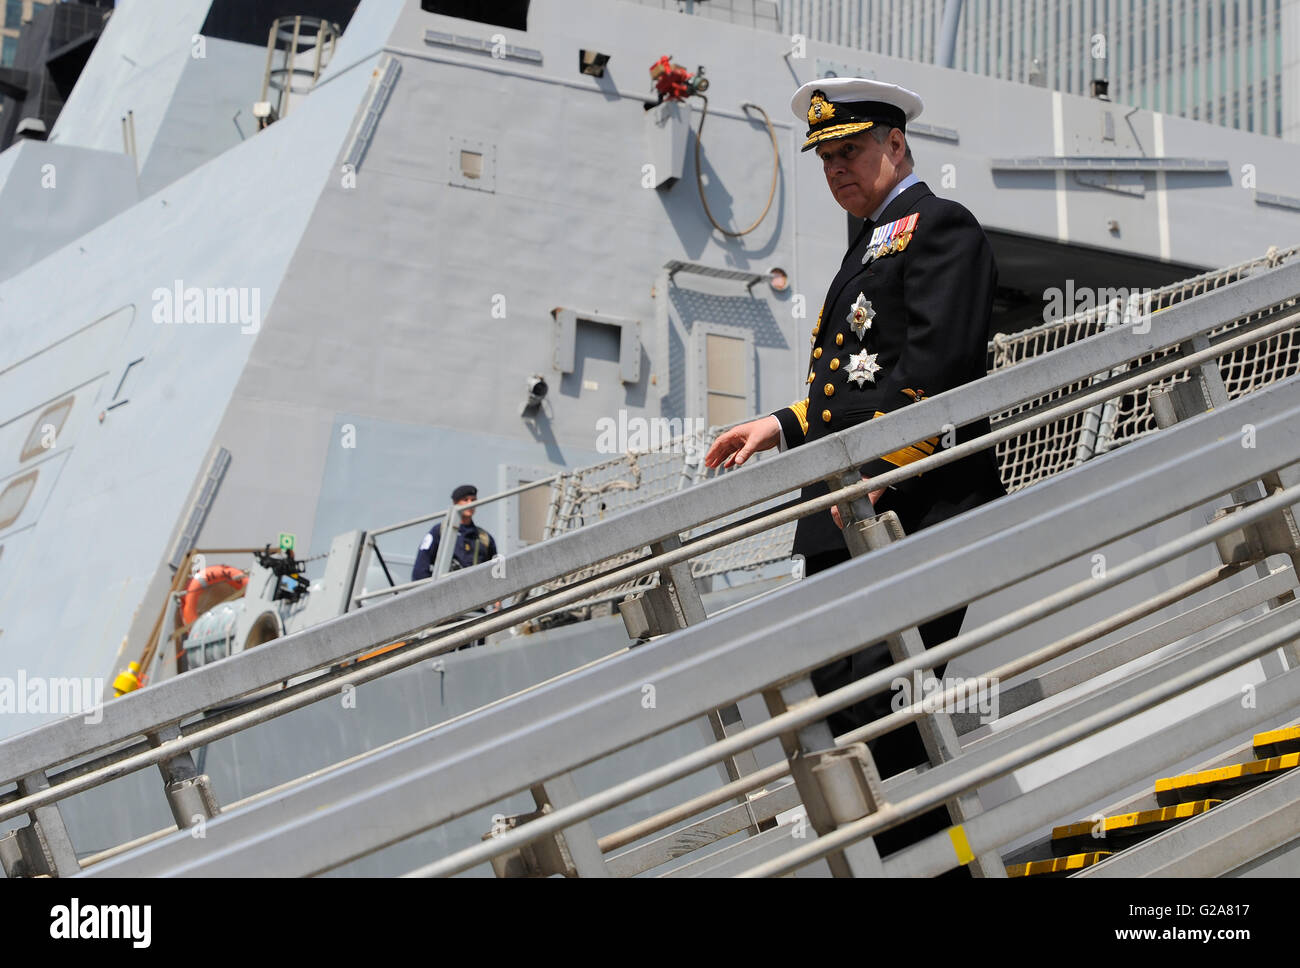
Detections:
[870, 171, 919, 222]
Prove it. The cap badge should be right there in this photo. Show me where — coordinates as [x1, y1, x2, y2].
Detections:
[808, 92, 836, 125]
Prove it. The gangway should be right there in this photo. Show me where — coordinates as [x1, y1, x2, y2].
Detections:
[3, 248, 1300, 878]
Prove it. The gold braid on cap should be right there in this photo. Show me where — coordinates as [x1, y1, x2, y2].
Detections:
[807, 92, 836, 124]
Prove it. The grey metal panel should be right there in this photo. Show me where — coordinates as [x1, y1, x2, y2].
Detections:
[0, 49, 382, 730]
[0, 142, 139, 283]
[75, 381, 1300, 875]
[136, 37, 272, 196]
[307, 417, 602, 563]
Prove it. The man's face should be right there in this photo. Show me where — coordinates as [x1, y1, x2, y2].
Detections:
[456, 495, 475, 522]
[815, 128, 908, 219]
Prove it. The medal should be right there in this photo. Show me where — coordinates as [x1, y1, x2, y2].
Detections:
[846, 293, 874, 340]
[846, 349, 881, 387]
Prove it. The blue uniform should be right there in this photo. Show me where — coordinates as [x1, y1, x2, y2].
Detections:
[411, 520, 497, 581]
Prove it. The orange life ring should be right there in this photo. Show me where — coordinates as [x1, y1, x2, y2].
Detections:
[180, 565, 248, 626]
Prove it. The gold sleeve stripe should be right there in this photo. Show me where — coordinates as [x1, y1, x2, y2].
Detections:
[872, 412, 940, 465]
[879, 445, 933, 467]
[789, 399, 810, 435]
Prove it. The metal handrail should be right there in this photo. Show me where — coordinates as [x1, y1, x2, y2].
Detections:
[73, 376, 1300, 875]
[366, 476, 561, 540]
[592, 562, 1278, 864]
[2, 257, 1298, 862]
[400, 476, 1300, 877]
[746, 618, 1300, 878]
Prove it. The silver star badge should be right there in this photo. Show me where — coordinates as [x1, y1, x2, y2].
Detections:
[846, 349, 881, 387]
[846, 293, 875, 340]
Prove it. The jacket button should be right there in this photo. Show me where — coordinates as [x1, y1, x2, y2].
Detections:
[807, 370, 815, 383]
[821, 409, 832, 423]
[813, 347, 822, 359]
[823, 383, 834, 397]
[829, 358, 840, 370]
[809, 335, 816, 346]
[835, 333, 844, 346]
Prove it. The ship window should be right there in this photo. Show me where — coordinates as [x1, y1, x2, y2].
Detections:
[20, 395, 74, 462]
[422, 1, 528, 31]
[0, 470, 38, 530]
[460, 150, 483, 179]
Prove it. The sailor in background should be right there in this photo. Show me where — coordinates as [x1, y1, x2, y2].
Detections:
[412, 484, 499, 581]
[704, 77, 1006, 859]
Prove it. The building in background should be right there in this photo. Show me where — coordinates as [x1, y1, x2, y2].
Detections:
[2, 0, 54, 67]
[781, 0, 1300, 142]
[0, 0, 112, 148]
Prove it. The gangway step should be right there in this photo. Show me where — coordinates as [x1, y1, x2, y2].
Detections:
[1049, 799, 1222, 853]
[1006, 852, 1112, 878]
[1153, 753, 1300, 806]
[1253, 725, 1300, 758]
[1005, 720, 1300, 875]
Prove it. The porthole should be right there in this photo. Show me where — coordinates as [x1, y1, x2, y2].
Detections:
[0, 471, 39, 530]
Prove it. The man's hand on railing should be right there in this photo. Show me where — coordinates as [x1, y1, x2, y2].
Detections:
[830, 476, 885, 528]
[704, 415, 781, 469]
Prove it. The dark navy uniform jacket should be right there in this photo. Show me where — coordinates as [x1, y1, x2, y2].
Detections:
[411, 520, 498, 581]
[773, 180, 1007, 558]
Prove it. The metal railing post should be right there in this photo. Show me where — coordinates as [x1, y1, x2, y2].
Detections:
[0, 773, 80, 877]
[485, 772, 609, 877]
[431, 507, 458, 578]
[761, 679, 885, 876]
[1151, 353, 1300, 672]
[856, 511, 1006, 878]
[346, 530, 373, 611]
[619, 534, 772, 836]
[149, 727, 220, 832]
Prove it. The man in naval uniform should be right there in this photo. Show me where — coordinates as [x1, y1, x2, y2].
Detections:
[703, 78, 1006, 858]
[412, 484, 498, 581]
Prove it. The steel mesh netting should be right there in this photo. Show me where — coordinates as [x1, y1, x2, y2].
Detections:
[990, 246, 1300, 493]
[521, 430, 797, 609]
